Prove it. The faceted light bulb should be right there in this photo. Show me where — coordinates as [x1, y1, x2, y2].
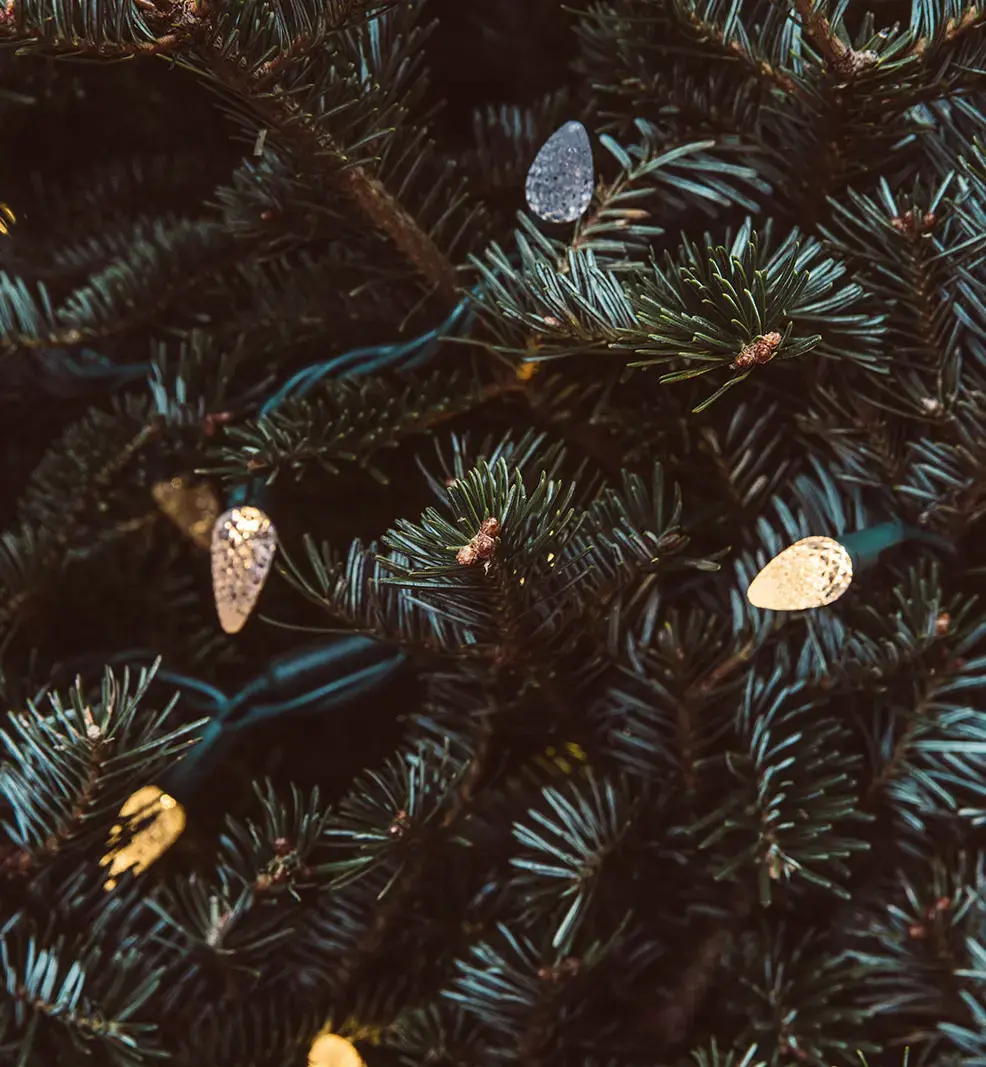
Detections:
[210, 506, 277, 634]
[746, 535, 853, 611]
[525, 120, 594, 223]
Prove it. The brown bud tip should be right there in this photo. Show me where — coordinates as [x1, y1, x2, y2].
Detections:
[458, 518, 501, 566]
[733, 331, 782, 370]
[457, 543, 479, 566]
[833, 48, 879, 78]
[891, 209, 935, 236]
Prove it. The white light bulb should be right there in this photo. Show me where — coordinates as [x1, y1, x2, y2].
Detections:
[210, 506, 277, 634]
[525, 120, 594, 223]
[746, 536, 853, 611]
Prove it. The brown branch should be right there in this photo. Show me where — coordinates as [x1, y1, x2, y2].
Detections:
[791, 0, 849, 68]
[651, 929, 731, 1044]
[686, 636, 758, 699]
[681, 7, 798, 92]
[0, 0, 197, 54]
[204, 64, 458, 298]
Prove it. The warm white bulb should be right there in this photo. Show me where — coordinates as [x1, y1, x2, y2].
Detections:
[746, 535, 853, 611]
[210, 506, 277, 634]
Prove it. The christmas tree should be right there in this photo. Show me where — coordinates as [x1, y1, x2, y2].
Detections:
[3, 0, 986, 1064]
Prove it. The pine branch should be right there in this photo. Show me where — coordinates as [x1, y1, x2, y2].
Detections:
[0, 218, 243, 353]
[0, 915, 166, 1065]
[859, 598, 986, 835]
[0, 663, 203, 874]
[385, 1003, 488, 1067]
[910, 2, 986, 58]
[847, 853, 986, 1048]
[692, 663, 869, 904]
[787, 0, 849, 70]
[206, 366, 525, 486]
[320, 741, 473, 1010]
[510, 774, 635, 954]
[0, 400, 164, 633]
[2, 0, 461, 297]
[208, 67, 459, 296]
[728, 921, 872, 1065]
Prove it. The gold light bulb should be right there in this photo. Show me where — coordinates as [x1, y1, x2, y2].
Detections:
[101, 785, 186, 890]
[308, 1032, 365, 1067]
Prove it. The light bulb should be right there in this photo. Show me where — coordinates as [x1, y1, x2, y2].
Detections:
[525, 120, 594, 223]
[308, 1031, 365, 1067]
[210, 506, 277, 634]
[746, 535, 853, 611]
[101, 785, 185, 890]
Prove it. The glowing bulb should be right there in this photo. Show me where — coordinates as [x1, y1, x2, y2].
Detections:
[525, 120, 594, 223]
[152, 477, 221, 550]
[101, 785, 185, 890]
[746, 535, 853, 611]
[0, 202, 15, 236]
[210, 506, 277, 634]
[308, 1032, 365, 1067]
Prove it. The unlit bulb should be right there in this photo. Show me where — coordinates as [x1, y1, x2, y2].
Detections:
[525, 120, 594, 223]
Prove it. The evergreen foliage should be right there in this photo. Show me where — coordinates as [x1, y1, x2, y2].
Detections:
[3, 0, 986, 1065]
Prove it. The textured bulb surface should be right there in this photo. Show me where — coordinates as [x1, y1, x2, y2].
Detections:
[746, 535, 853, 611]
[211, 506, 277, 634]
[525, 120, 594, 223]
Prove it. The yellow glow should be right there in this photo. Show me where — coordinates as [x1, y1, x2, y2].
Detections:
[152, 477, 220, 550]
[309, 1032, 365, 1067]
[101, 785, 185, 891]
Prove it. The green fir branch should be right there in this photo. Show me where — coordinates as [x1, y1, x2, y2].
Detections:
[0, 664, 203, 870]
[693, 663, 869, 903]
[728, 921, 873, 1067]
[206, 367, 524, 486]
[0, 915, 166, 1066]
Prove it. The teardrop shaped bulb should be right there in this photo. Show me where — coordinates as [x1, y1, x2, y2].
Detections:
[210, 506, 277, 634]
[746, 535, 853, 611]
[525, 120, 594, 223]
